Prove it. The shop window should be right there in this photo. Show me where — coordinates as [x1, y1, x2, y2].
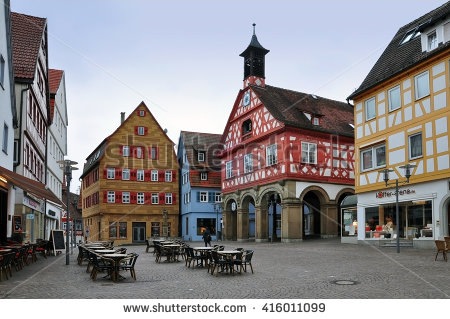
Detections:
[197, 218, 216, 236]
[151, 222, 160, 237]
[109, 222, 127, 238]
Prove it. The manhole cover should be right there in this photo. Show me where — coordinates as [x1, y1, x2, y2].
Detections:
[332, 280, 358, 285]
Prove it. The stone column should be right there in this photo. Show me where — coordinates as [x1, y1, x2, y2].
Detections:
[237, 207, 249, 242]
[321, 204, 338, 238]
[255, 205, 269, 242]
[281, 199, 302, 242]
[222, 209, 232, 241]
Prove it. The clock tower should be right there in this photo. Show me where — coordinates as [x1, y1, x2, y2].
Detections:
[240, 23, 270, 88]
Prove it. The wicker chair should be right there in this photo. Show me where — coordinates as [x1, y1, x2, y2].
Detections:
[120, 253, 139, 280]
[90, 254, 115, 281]
[434, 240, 448, 261]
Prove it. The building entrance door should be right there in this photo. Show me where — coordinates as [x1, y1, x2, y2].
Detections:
[132, 222, 146, 243]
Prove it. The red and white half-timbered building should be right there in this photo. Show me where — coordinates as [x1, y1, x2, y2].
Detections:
[220, 27, 355, 242]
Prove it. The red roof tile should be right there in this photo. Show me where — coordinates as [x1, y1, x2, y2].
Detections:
[11, 12, 46, 80]
[49, 69, 63, 94]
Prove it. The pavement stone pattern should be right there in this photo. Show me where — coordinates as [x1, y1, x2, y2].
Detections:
[0, 239, 449, 299]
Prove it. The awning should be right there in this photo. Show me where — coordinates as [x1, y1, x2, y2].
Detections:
[341, 195, 357, 208]
[0, 165, 63, 206]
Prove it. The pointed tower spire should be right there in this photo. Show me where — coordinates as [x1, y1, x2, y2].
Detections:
[240, 23, 269, 88]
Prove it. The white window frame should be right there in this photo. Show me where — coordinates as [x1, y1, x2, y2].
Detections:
[414, 71, 430, 100]
[313, 117, 319, 126]
[198, 151, 205, 162]
[107, 168, 115, 179]
[137, 192, 144, 204]
[137, 169, 144, 181]
[107, 191, 115, 203]
[182, 172, 189, 184]
[428, 31, 437, 51]
[122, 169, 130, 180]
[301, 142, 317, 164]
[360, 144, 386, 172]
[365, 97, 376, 121]
[165, 193, 172, 204]
[139, 110, 145, 117]
[266, 144, 277, 166]
[151, 193, 158, 204]
[122, 192, 130, 204]
[244, 154, 253, 173]
[226, 161, 233, 179]
[136, 147, 143, 158]
[122, 145, 130, 157]
[215, 192, 222, 203]
[200, 191, 208, 203]
[200, 172, 208, 180]
[151, 170, 158, 182]
[137, 126, 145, 135]
[409, 132, 423, 160]
[165, 170, 172, 182]
[388, 85, 401, 112]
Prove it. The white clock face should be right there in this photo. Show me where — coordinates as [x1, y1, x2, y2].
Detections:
[231, 202, 236, 211]
[243, 91, 250, 106]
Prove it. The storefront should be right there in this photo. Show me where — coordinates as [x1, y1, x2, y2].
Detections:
[356, 179, 449, 249]
[340, 195, 358, 244]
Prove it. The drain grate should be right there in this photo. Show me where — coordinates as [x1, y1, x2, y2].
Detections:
[331, 280, 358, 285]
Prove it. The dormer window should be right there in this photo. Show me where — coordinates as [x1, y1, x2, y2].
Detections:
[427, 31, 437, 51]
[312, 117, 320, 126]
[200, 172, 208, 180]
[198, 151, 205, 162]
[400, 28, 420, 45]
[242, 119, 252, 135]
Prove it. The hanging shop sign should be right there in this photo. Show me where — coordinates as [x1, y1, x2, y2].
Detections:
[376, 188, 415, 199]
[23, 196, 41, 211]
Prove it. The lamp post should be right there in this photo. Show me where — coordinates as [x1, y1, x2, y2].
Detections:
[213, 202, 222, 241]
[58, 159, 78, 265]
[380, 164, 416, 253]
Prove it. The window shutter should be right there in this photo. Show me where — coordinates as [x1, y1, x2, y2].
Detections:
[172, 170, 176, 182]
[119, 145, 123, 156]
[130, 192, 137, 204]
[144, 170, 150, 182]
[103, 168, 107, 179]
[159, 193, 165, 204]
[103, 191, 107, 203]
[156, 147, 159, 160]
[115, 168, 121, 179]
[134, 126, 138, 135]
[144, 193, 151, 204]
[115, 191, 122, 202]
[208, 192, 214, 203]
[158, 170, 165, 182]
[144, 127, 148, 135]
[196, 192, 200, 202]
[172, 193, 176, 205]
[130, 169, 137, 181]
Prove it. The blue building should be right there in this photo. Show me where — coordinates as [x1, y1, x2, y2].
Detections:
[177, 131, 223, 241]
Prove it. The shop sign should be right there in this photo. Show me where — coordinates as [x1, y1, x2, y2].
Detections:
[26, 213, 35, 220]
[23, 196, 40, 210]
[376, 188, 415, 199]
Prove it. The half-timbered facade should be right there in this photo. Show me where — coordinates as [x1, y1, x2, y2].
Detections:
[81, 102, 179, 244]
[178, 131, 222, 241]
[348, 3, 450, 248]
[220, 27, 355, 242]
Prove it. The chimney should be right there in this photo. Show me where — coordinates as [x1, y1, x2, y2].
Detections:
[120, 112, 125, 124]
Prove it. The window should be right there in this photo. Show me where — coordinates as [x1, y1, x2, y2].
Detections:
[365, 97, 376, 121]
[151, 170, 158, 181]
[414, 71, 430, 100]
[0, 55, 5, 88]
[200, 191, 208, 202]
[139, 110, 145, 117]
[137, 192, 144, 204]
[165, 193, 172, 204]
[136, 147, 143, 158]
[360, 144, 386, 171]
[184, 191, 191, 204]
[400, 28, 420, 45]
[2, 123, 8, 153]
[388, 85, 401, 112]
[198, 151, 205, 162]
[137, 126, 145, 135]
[200, 172, 208, 180]
[151, 193, 158, 204]
[197, 218, 216, 236]
[226, 161, 233, 179]
[313, 117, 319, 126]
[409, 132, 423, 159]
[122, 192, 130, 204]
[107, 191, 115, 203]
[215, 192, 222, 203]
[428, 31, 437, 51]
[151, 222, 160, 237]
[122, 146, 130, 157]
[244, 154, 253, 173]
[107, 168, 115, 179]
[242, 119, 252, 135]
[122, 169, 130, 180]
[109, 222, 127, 239]
[165, 170, 172, 182]
[150, 147, 157, 159]
[183, 172, 189, 184]
[137, 169, 144, 181]
[266, 144, 277, 166]
[301, 142, 317, 164]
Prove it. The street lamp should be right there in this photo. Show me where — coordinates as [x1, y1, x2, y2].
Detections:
[380, 163, 416, 253]
[58, 159, 78, 265]
[213, 202, 222, 241]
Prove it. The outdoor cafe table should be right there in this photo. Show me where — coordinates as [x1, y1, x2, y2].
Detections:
[193, 247, 214, 267]
[218, 250, 242, 274]
[94, 249, 116, 254]
[163, 244, 180, 262]
[102, 253, 128, 281]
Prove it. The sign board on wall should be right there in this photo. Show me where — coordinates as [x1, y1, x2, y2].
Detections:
[13, 216, 22, 232]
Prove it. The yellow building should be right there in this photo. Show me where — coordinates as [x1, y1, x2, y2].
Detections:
[347, 3, 450, 248]
[80, 102, 179, 244]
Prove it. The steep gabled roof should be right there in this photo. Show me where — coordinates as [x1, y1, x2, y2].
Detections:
[348, 2, 450, 100]
[251, 85, 354, 137]
[49, 69, 64, 121]
[11, 12, 47, 81]
[180, 131, 223, 171]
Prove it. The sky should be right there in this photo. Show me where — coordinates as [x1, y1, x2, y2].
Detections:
[9, 0, 449, 192]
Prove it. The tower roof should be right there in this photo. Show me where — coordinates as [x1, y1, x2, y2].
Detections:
[239, 23, 270, 57]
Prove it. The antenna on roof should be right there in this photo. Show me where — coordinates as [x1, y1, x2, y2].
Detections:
[253, 23, 256, 35]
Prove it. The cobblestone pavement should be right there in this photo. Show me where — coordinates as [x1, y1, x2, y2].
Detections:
[0, 238, 449, 299]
